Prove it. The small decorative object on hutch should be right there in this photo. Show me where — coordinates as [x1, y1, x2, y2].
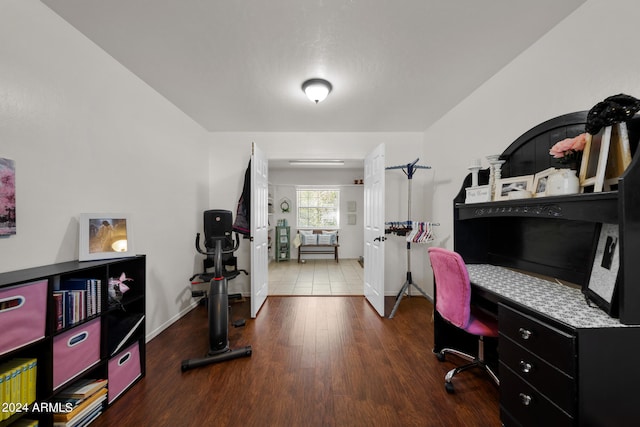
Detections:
[465, 158, 491, 204]
[532, 167, 557, 197]
[546, 168, 580, 196]
[549, 133, 587, 169]
[486, 154, 506, 201]
[494, 175, 534, 201]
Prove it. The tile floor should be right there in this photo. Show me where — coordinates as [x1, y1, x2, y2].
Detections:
[268, 258, 364, 296]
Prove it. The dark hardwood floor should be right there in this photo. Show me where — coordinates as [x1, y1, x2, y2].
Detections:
[93, 296, 500, 427]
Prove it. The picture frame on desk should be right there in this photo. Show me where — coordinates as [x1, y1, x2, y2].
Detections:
[533, 167, 556, 197]
[584, 223, 619, 316]
[79, 213, 135, 261]
[494, 175, 534, 201]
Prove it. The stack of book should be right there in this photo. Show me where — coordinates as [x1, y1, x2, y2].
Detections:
[53, 279, 102, 331]
[0, 358, 37, 421]
[51, 378, 108, 427]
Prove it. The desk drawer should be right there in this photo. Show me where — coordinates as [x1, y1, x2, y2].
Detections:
[499, 304, 575, 373]
[500, 335, 575, 415]
[500, 363, 574, 427]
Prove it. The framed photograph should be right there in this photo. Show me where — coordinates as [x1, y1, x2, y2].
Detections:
[79, 213, 135, 261]
[584, 223, 619, 316]
[495, 175, 534, 201]
[347, 201, 357, 212]
[533, 167, 556, 197]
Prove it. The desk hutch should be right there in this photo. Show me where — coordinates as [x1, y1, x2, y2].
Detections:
[435, 112, 640, 426]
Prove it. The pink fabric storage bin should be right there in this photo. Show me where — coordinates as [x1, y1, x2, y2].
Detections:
[0, 280, 48, 356]
[53, 318, 101, 389]
[108, 342, 141, 403]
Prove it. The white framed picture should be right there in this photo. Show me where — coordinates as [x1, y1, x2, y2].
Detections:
[495, 175, 534, 201]
[584, 223, 620, 315]
[533, 167, 556, 197]
[79, 213, 135, 261]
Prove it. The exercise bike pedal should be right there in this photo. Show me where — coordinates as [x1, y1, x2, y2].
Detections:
[232, 319, 246, 328]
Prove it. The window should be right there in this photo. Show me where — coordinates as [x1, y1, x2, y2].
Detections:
[297, 188, 340, 229]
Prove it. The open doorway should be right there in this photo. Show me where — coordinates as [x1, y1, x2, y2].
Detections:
[267, 159, 365, 296]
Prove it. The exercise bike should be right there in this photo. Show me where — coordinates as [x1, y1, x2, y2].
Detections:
[181, 210, 252, 371]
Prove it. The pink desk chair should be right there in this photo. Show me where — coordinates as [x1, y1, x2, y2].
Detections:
[427, 247, 499, 393]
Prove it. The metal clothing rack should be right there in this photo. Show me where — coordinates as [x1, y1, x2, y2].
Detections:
[386, 158, 432, 319]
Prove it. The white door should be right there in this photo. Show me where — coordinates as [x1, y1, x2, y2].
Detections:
[364, 143, 386, 316]
[250, 142, 269, 318]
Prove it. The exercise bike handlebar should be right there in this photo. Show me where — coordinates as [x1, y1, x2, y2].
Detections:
[194, 232, 240, 256]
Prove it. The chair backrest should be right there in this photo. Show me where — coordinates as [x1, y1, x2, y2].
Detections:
[427, 247, 471, 329]
[203, 209, 234, 251]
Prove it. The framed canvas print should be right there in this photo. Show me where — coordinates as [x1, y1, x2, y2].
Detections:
[79, 213, 135, 261]
[0, 158, 16, 236]
[584, 223, 620, 316]
[495, 175, 534, 201]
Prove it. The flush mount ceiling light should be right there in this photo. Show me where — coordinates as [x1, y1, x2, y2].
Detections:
[289, 159, 344, 166]
[302, 78, 332, 104]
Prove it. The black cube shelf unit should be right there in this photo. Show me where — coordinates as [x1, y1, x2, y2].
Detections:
[0, 255, 146, 427]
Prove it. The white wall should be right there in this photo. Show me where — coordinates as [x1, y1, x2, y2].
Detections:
[422, 0, 640, 296]
[209, 132, 432, 297]
[0, 1, 210, 340]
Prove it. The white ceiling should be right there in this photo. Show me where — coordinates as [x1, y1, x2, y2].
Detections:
[41, 0, 585, 132]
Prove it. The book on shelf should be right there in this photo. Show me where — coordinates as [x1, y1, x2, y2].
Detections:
[56, 378, 108, 400]
[10, 419, 39, 427]
[0, 358, 37, 421]
[53, 387, 107, 423]
[107, 312, 145, 356]
[54, 278, 103, 330]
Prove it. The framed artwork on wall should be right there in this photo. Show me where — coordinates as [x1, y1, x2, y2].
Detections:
[584, 223, 620, 316]
[0, 158, 16, 236]
[79, 213, 135, 261]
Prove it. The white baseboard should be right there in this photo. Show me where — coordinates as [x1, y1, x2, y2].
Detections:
[145, 299, 201, 342]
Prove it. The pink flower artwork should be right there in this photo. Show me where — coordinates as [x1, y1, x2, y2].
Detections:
[0, 158, 16, 236]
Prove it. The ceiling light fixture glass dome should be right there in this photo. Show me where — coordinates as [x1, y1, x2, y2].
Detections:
[302, 78, 332, 103]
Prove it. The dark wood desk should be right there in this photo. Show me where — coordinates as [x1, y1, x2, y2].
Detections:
[439, 111, 640, 426]
[462, 264, 640, 427]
